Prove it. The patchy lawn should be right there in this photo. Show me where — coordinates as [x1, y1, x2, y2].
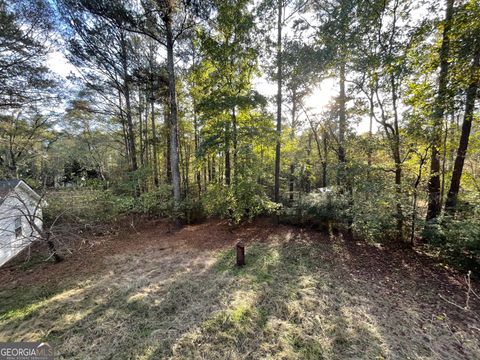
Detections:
[0, 219, 479, 359]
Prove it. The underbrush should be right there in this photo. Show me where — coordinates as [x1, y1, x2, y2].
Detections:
[422, 211, 480, 275]
[43, 185, 480, 275]
[202, 181, 279, 224]
[279, 189, 349, 231]
[278, 188, 398, 242]
[278, 188, 480, 275]
[45, 185, 175, 226]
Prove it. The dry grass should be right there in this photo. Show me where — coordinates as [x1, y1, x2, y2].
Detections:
[0, 220, 479, 359]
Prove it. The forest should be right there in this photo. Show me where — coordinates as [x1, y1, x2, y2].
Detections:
[2, 0, 478, 265]
[0, 0, 480, 357]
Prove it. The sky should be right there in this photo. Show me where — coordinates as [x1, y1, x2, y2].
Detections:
[47, 48, 372, 134]
[45, 0, 437, 137]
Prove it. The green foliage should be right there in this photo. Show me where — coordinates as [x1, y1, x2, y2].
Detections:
[203, 180, 278, 224]
[280, 189, 350, 229]
[422, 212, 480, 271]
[180, 197, 206, 224]
[134, 185, 174, 216]
[44, 190, 129, 226]
[44, 186, 207, 229]
[350, 193, 400, 243]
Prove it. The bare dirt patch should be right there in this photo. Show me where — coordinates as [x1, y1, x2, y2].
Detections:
[0, 218, 479, 359]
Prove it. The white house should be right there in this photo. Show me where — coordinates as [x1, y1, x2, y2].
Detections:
[0, 180, 43, 267]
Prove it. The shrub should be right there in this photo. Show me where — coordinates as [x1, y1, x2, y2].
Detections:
[350, 193, 400, 242]
[44, 189, 128, 226]
[422, 214, 480, 272]
[280, 188, 350, 229]
[202, 179, 278, 224]
[133, 185, 174, 216]
[180, 198, 206, 224]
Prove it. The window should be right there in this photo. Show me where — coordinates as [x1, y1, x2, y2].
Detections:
[15, 217, 22, 238]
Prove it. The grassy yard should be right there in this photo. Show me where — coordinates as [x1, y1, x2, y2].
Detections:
[0, 219, 479, 359]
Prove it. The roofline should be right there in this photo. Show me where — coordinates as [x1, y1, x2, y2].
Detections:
[14, 180, 42, 202]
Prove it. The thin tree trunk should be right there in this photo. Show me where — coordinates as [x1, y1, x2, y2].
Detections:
[337, 61, 347, 187]
[202, 163, 207, 191]
[151, 98, 159, 187]
[232, 107, 238, 187]
[274, 0, 282, 203]
[139, 89, 144, 167]
[445, 46, 480, 212]
[426, 0, 454, 220]
[391, 75, 403, 240]
[440, 112, 451, 203]
[338, 62, 347, 165]
[207, 156, 212, 183]
[368, 89, 374, 172]
[165, 15, 182, 217]
[212, 155, 216, 183]
[194, 101, 201, 196]
[120, 31, 137, 172]
[289, 90, 296, 202]
[225, 120, 231, 186]
[165, 105, 172, 183]
[118, 89, 130, 163]
[144, 91, 150, 168]
[308, 117, 327, 188]
[411, 152, 427, 245]
[322, 130, 328, 188]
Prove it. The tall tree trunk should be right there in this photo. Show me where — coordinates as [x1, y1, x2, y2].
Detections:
[308, 115, 327, 188]
[232, 107, 238, 187]
[139, 89, 144, 167]
[165, 14, 182, 220]
[203, 163, 207, 191]
[165, 105, 172, 183]
[391, 75, 403, 240]
[289, 89, 296, 202]
[411, 152, 427, 245]
[367, 89, 374, 173]
[151, 98, 159, 187]
[118, 89, 130, 162]
[339, 61, 354, 232]
[445, 46, 480, 212]
[305, 133, 312, 193]
[212, 155, 216, 183]
[120, 31, 137, 172]
[440, 112, 451, 202]
[322, 130, 328, 188]
[338, 62, 347, 165]
[426, 0, 454, 220]
[207, 156, 212, 183]
[225, 120, 231, 186]
[181, 133, 189, 196]
[394, 160, 403, 239]
[337, 61, 347, 186]
[274, 0, 282, 203]
[144, 91, 150, 168]
[194, 100, 201, 196]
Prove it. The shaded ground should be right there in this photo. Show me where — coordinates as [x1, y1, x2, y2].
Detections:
[0, 218, 479, 359]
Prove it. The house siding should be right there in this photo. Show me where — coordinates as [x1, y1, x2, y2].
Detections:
[0, 186, 42, 267]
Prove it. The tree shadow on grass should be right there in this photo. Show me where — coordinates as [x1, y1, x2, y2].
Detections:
[0, 247, 235, 358]
[153, 239, 389, 359]
[2, 228, 478, 359]
[321, 234, 480, 359]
